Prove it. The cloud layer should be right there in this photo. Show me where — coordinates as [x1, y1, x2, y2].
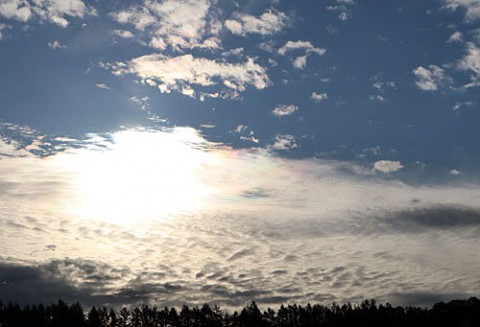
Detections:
[2, 128, 480, 308]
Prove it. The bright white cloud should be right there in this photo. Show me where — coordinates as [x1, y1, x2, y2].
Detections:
[374, 160, 404, 173]
[0, 0, 91, 27]
[111, 54, 270, 98]
[311, 92, 328, 102]
[272, 104, 298, 117]
[271, 134, 298, 150]
[224, 9, 289, 36]
[278, 40, 326, 56]
[113, 0, 220, 51]
[412, 65, 449, 91]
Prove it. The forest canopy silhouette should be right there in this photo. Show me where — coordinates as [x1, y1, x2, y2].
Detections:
[1, 297, 480, 326]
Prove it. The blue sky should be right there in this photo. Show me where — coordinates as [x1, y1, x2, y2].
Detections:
[1, 0, 480, 309]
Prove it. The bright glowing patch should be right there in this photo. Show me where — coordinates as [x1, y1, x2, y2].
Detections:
[59, 128, 214, 224]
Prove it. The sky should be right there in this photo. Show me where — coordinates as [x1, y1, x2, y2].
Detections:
[1, 0, 480, 310]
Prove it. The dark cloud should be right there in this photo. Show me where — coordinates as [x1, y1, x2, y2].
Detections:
[371, 205, 480, 234]
[386, 291, 475, 307]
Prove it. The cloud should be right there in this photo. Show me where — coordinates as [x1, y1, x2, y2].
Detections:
[110, 54, 270, 98]
[95, 83, 110, 90]
[112, 29, 134, 39]
[458, 42, 480, 78]
[48, 40, 67, 49]
[447, 31, 463, 43]
[278, 40, 326, 69]
[311, 92, 328, 102]
[271, 134, 298, 150]
[450, 169, 461, 175]
[0, 0, 92, 27]
[412, 65, 449, 91]
[278, 40, 326, 56]
[224, 9, 289, 36]
[444, 0, 480, 22]
[373, 160, 404, 173]
[380, 205, 480, 232]
[292, 55, 307, 69]
[326, 4, 353, 21]
[3, 126, 480, 309]
[369, 94, 385, 102]
[113, 0, 220, 51]
[272, 104, 298, 117]
[0, 23, 8, 40]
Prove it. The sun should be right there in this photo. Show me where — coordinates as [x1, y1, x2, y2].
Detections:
[59, 128, 214, 225]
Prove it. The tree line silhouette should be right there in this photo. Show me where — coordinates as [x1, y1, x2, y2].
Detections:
[1, 297, 480, 326]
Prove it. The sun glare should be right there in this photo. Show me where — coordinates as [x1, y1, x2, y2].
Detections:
[60, 128, 215, 224]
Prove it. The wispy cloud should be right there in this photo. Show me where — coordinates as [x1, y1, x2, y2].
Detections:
[224, 9, 289, 36]
[48, 40, 67, 50]
[447, 31, 463, 43]
[443, 0, 480, 22]
[95, 83, 110, 90]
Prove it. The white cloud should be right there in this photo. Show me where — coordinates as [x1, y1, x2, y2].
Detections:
[0, 0, 91, 27]
[271, 134, 298, 150]
[447, 31, 463, 43]
[326, 4, 352, 21]
[110, 54, 270, 98]
[224, 9, 289, 36]
[3, 126, 480, 309]
[278, 40, 326, 69]
[112, 29, 134, 39]
[222, 47, 244, 58]
[452, 101, 474, 110]
[369, 94, 385, 102]
[48, 40, 67, 49]
[311, 92, 328, 102]
[373, 160, 404, 173]
[240, 135, 260, 144]
[278, 40, 326, 56]
[444, 0, 480, 21]
[293, 55, 307, 69]
[113, 0, 220, 51]
[272, 104, 298, 117]
[0, 23, 8, 40]
[450, 169, 461, 175]
[458, 42, 480, 77]
[95, 83, 110, 90]
[412, 65, 449, 91]
[233, 124, 248, 133]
